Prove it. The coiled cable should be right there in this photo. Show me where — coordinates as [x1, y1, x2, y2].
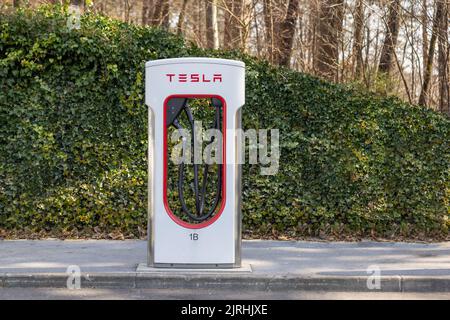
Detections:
[168, 98, 222, 222]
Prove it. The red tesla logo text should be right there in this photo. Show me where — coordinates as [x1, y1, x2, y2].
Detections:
[166, 73, 222, 83]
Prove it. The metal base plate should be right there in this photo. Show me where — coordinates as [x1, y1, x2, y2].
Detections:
[136, 263, 252, 273]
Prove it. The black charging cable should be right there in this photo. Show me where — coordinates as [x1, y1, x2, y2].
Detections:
[167, 98, 222, 222]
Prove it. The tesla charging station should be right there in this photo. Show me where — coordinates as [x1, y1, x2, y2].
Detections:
[145, 58, 245, 268]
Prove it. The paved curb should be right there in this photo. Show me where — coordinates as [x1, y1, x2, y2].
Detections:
[1, 272, 449, 292]
[401, 276, 450, 292]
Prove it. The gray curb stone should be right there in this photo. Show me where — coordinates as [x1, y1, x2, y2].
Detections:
[2, 273, 449, 292]
[401, 276, 450, 292]
[81, 272, 137, 289]
[3, 273, 68, 288]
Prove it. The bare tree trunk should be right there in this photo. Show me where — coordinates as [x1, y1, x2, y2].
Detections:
[177, 0, 189, 35]
[196, 0, 206, 47]
[296, 6, 305, 70]
[206, 0, 219, 49]
[161, 0, 170, 30]
[419, 0, 444, 106]
[276, 0, 300, 67]
[223, 0, 233, 48]
[230, 0, 244, 49]
[263, 0, 275, 62]
[422, 0, 429, 69]
[206, 0, 213, 48]
[142, 0, 154, 25]
[151, 0, 164, 26]
[437, 0, 449, 113]
[352, 0, 364, 79]
[142, 0, 149, 25]
[314, 0, 344, 81]
[124, 0, 130, 23]
[363, 20, 372, 87]
[409, 1, 416, 102]
[308, 0, 318, 73]
[253, 0, 262, 57]
[378, 0, 400, 74]
[211, 0, 219, 49]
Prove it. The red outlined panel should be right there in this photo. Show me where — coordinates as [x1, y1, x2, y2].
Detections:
[163, 94, 227, 229]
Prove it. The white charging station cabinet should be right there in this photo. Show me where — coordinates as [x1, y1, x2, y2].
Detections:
[145, 58, 245, 268]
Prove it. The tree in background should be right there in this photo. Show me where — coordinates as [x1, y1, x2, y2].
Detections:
[437, 0, 449, 113]
[418, 0, 443, 106]
[378, 0, 401, 75]
[2, 0, 450, 115]
[262, 0, 276, 62]
[352, 0, 364, 79]
[274, 0, 300, 66]
[142, 0, 152, 25]
[222, 0, 246, 49]
[206, 0, 219, 49]
[314, 0, 344, 81]
[176, 0, 189, 34]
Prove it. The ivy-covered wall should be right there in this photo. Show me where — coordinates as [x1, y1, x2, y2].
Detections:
[0, 6, 449, 239]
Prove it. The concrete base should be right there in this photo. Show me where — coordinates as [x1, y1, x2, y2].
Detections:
[136, 263, 252, 273]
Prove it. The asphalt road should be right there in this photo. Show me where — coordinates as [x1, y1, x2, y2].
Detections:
[0, 288, 449, 300]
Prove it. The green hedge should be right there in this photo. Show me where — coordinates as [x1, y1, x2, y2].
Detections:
[1, 6, 449, 238]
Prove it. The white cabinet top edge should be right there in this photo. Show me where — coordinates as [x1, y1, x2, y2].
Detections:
[145, 57, 245, 68]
